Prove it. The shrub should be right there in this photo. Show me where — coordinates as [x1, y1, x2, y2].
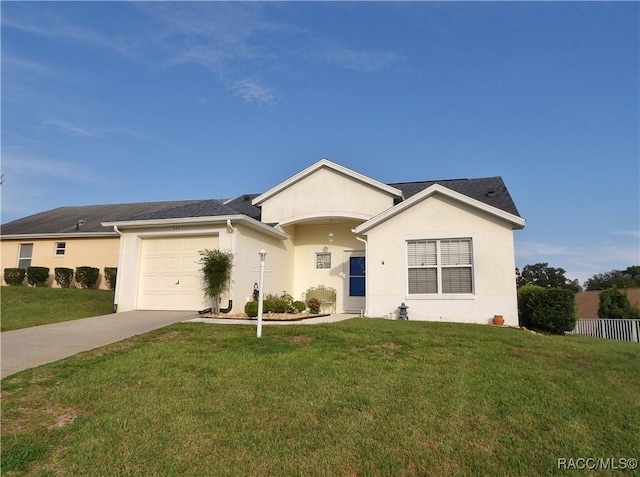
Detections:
[531, 288, 577, 334]
[281, 292, 295, 313]
[54, 267, 74, 288]
[75, 266, 100, 289]
[4, 268, 26, 286]
[293, 300, 306, 313]
[306, 297, 321, 314]
[262, 293, 283, 313]
[245, 300, 259, 318]
[104, 267, 117, 291]
[517, 284, 545, 328]
[598, 287, 640, 319]
[27, 266, 50, 287]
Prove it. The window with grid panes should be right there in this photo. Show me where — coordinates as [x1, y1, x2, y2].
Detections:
[407, 239, 473, 294]
[315, 252, 331, 269]
[55, 242, 66, 255]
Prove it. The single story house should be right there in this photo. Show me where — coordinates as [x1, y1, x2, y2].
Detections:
[103, 159, 525, 325]
[1, 200, 202, 289]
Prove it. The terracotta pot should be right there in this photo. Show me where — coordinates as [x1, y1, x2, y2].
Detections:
[493, 315, 504, 326]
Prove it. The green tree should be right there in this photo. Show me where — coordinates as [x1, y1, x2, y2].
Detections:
[598, 286, 640, 319]
[517, 262, 581, 292]
[199, 249, 234, 314]
[584, 266, 640, 290]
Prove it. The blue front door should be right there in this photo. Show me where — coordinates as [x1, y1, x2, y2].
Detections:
[349, 256, 365, 297]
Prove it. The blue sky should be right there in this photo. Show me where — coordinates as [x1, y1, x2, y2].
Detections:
[2, 1, 638, 286]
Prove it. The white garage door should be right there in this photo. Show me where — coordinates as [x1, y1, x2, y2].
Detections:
[137, 235, 218, 311]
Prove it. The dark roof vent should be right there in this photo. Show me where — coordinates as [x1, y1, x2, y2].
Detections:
[486, 189, 496, 197]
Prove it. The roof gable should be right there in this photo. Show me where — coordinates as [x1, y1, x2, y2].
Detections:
[389, 176, 521, 217]
[252, 158, 403, 206]
[355, 183, 526, 235]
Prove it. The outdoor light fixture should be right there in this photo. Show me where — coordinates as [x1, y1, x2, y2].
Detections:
[328, 231, 334, 244]
[257, 250, 267, 338]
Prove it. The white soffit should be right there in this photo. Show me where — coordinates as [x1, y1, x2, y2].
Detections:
[252, 158, 403, 205]
[354, 184, 526, 234]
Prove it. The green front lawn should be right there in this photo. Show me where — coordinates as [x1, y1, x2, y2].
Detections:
[1, 287, 115, 331]
[2, 320, 638, 476]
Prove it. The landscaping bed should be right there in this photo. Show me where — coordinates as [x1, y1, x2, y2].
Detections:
[200, 312, 330, 321]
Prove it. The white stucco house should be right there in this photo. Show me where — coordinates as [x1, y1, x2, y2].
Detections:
[103, 159, 525, 325]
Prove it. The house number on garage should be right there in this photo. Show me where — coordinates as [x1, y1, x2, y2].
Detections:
[172, 226, 182, 231]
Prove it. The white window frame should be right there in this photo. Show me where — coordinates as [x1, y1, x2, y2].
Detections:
[315, 252, 331, 270]
[55, 242, 66, 256]
[18, 243, 34, 270]
[407, 238, 474, 296]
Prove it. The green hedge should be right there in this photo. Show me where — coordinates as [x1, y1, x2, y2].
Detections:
[104, 267, 117, 291]
[75, 266, 100, 289]
[518, 285, 576, 334]
[54, 267, 74, 288]
[4, 268, 26, 286]
[27, 266, 50, 287]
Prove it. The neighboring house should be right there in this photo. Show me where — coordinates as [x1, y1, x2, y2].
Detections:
[575, 288, 640, 318]
[1, 201, 202, 289]
[103, 159, 526, 325]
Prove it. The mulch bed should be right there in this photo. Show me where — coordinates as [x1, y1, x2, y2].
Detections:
[200, 312, 330, 322]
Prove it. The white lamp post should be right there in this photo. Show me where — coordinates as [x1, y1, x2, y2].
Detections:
[257, 249, 267, 338]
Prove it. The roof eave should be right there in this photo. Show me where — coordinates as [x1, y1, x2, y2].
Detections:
[102, 215, 290, 240]
[1, 232, 118, 240]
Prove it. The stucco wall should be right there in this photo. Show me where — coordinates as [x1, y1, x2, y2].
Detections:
[1, 237, 119, 289]
[232, 223, 293, 312]
[363, 194, 520, 325]
[260, 167, 395, 224]
[289, 222, 364, 312]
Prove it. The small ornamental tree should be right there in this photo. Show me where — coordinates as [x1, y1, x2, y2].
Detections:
[54, 267, 74, 288]
[199, 249, 233, 314]
[598, 287, 640, 319]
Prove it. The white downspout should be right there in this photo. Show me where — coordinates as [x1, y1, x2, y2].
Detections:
[353, 231, 368, 318]
[112, 225, 124, 313]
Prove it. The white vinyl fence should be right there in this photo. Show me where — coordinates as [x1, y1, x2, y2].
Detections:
[568, 319, 640, 343]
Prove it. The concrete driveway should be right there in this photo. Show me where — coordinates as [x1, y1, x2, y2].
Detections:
[1, 311, 196, 379]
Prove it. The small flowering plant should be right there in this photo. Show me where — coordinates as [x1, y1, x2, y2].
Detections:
[306, 297, 321, 314]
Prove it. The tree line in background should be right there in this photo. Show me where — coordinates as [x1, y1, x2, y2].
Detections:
[517, 263, 640, 326]
[517, 263, 640, 292]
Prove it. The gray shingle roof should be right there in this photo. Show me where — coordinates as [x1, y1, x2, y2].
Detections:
[123, 199, 240, 221]
[1, 200, 203, 235]
[388, 177, 521, 217]
[1, 176, 522, 236]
